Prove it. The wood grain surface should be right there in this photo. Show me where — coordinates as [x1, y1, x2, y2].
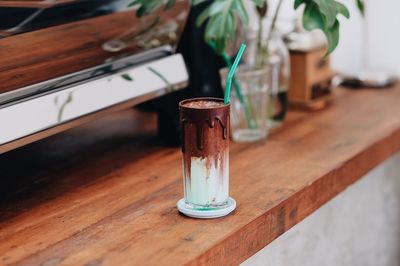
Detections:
[1, 86, 400, 265]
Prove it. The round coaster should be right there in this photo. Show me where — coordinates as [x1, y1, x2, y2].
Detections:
[177, 197, 236, 219]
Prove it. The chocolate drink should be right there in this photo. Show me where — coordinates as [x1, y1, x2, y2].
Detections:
[179, 98, 230, 208]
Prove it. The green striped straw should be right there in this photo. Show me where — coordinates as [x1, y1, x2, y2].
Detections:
[224, 43, 247, 105]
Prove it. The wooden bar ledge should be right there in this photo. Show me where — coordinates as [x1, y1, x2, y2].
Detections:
[1, 85, 400, 265]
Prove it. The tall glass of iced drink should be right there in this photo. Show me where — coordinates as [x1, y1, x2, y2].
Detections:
[179, 97, 230, 210]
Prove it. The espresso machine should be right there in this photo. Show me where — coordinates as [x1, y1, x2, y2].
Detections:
[0, 0, 192, 153]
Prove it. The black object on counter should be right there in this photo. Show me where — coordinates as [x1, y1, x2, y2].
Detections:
[154, 1, 226, 146]
[340, 72, 397, 89]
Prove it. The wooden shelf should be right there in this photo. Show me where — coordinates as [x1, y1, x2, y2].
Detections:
[1, 85, 400, 265]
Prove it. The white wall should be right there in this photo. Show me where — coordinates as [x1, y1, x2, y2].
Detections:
[242, 152, 400, 266]
[332, 0, 400, 76]
[246, 0, 400, 76]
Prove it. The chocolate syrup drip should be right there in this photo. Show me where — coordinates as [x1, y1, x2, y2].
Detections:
[180, 98, 230, 187]
[179, 98, 229, 153]
[196, 123, 204, 150]
[216, 117, 228, 139]
[181, 118, 188, 152]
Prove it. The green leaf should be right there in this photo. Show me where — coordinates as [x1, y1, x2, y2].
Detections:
[301, 0, 349, 54]
[302, 2, 325, 31]
[312, 0, 350, 27]
[227, 12, 236, 41]
[196, 0, 246, 54]
[356, 0, 365, 16]
[232, 0, 249, 24]
[196, 1, 226, 27]
[324, 20, 340, 54]
[335, 2, 350, 19]
[121, 74, 134, 81]
[136, 5, 147, 17]
[208, 1, 227, 16]
[204, 16, 227, 53]
[251, 0, 265, 7]
[196, 7, 212, 27]
[294, 0, 304, 9]
[314, 0, 338, 27]
[148, 66, 174, 91]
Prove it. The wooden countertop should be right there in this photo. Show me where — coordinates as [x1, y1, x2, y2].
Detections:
[1, 86, 400, 265]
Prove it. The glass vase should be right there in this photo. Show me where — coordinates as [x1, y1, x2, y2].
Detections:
[265, 32, 290, 128]
[245, 29, 290, 129]
[180, 98, 230, 209]
[220, 66, 270, 142]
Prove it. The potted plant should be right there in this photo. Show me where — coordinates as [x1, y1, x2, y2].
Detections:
[128, 0, 364, 55]
[128, 0, 364, 142]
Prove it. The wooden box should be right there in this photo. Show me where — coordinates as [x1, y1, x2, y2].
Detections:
[288, 47, 334, 110]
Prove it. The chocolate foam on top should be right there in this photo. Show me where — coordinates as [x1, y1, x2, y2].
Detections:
[181, 100, 225, 109]
[180, 98, 229, 155]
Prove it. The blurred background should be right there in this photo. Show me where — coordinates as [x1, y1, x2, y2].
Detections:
[252, 0, 400, 76]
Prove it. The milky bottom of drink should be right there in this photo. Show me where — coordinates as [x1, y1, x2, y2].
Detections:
[184, 152, 229, 207]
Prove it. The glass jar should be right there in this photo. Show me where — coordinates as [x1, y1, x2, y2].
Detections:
[180, 98, 230, 209]
[220, 66, 270, 142]
[245, 29, 290, 129]
[265, 32, 290, 128]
